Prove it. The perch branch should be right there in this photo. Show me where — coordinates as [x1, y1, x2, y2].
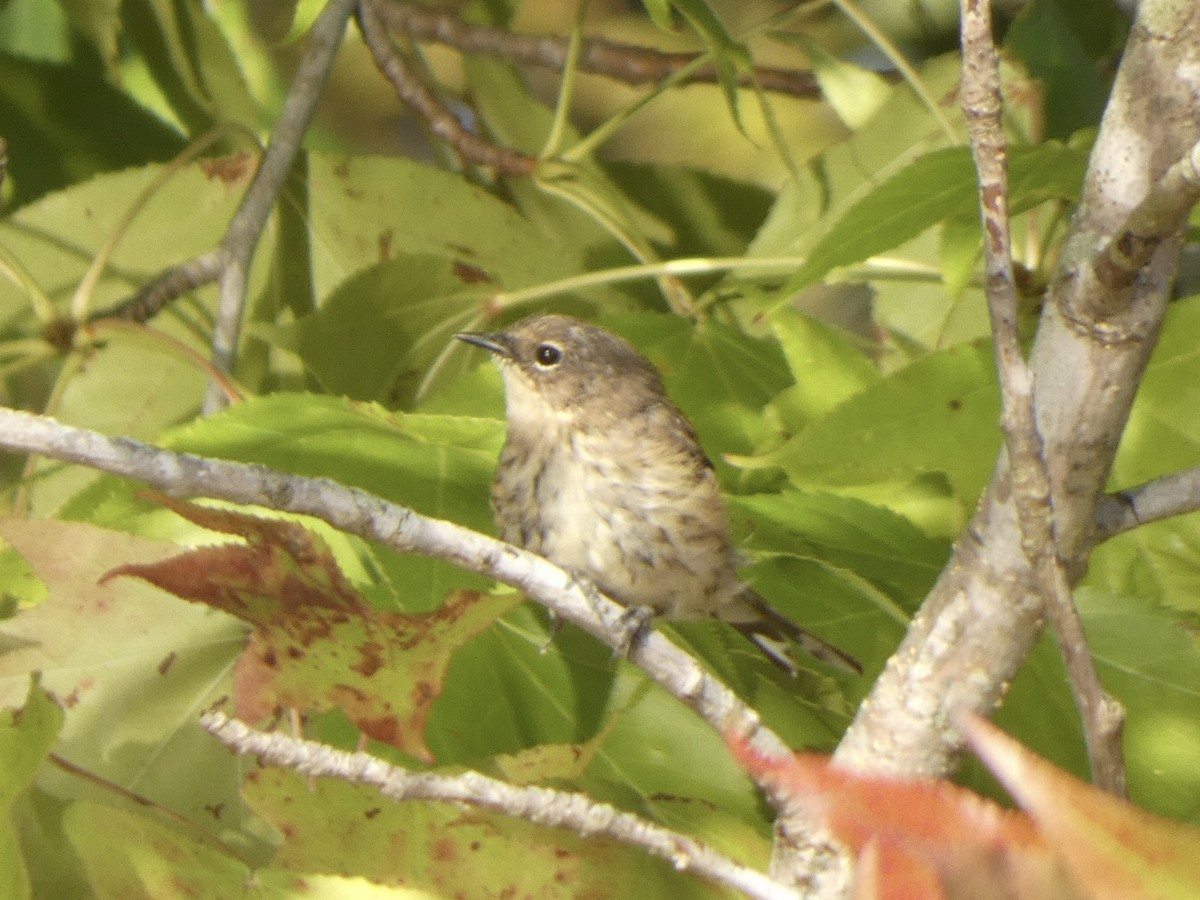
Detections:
[201, 711, 799, 900]
[959, 0, 1125, 795]
[0, 407, 797, 807]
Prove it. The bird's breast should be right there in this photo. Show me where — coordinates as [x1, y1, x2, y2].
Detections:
[492, 423, 740, 615]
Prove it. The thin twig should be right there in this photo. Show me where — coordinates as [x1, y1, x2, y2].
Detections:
[201, 711, 799, 900]
[204, 0, 359, 413]
[375, 0, 826, 98]
[959, 0, 1125, 795]
[1095, 467, 1200, 541]
[91, 249, 227, 323]
[0, 407, 795, 807]
[357, 0, 536, 176]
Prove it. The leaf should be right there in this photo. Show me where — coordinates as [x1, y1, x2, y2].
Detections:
[246, 767, 725, 898]
[1078, 588, 1200, 820]
[963, 714, 1200, 900]
[105, 496, 522, 762]
[796, 37, 890, 130]
[0, 54, 186, 206]
[769, 308, 881, 423]
[669, 0, 751, 129]
[0, 676, 63, 900]
[121, 0, 258, 133]
[305, 152, 591, 304]
[640, 0, 675, 31]
[294, 253, 495, 405]
[727, 733, 1080, 900]
[782, 144, 1088, 295]
[940, 215, 984, 301]
[64, 801, 250, 899]
[753, 341, 1002, 504]
[1004, 0, 1112, 139]
[0, 519, 248, 828]
[158, 394, 504, 609]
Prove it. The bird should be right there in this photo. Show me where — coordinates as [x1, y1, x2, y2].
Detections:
[455, 313, 861, 675]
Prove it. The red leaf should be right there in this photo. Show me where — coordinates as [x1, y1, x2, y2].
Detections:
[105, 495, 520, 762]
[727, 733, 1078, 900]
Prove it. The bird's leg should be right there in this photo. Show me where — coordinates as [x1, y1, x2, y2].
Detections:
[561, 570, 656, 659]
[537, 609, 563, 655]
[612, 605, 656, 658]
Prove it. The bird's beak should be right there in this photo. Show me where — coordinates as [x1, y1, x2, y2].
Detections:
[455, 331, 513, 358]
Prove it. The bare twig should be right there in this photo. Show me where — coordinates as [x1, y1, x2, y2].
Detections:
[1095, 467, 1200, 540]
[0, 407, 797, 805]
[204, 0, 359, 412]
[959, 0, 1124, 796]
[375, 0, 827, 98]
[201, 711, 799, 900]
[357, 0, 536, 176]
[91, 250, 227, 323]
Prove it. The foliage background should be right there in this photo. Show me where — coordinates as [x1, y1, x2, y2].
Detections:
[0, 0, 1197, 897]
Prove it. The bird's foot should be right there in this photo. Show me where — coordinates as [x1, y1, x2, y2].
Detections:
[612, 604, 655, 659]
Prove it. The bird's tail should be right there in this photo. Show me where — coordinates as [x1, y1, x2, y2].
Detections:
[732, 591, 862, 676]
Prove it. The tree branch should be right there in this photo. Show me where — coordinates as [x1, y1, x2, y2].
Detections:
[374, 0, 829, 98]
[0, 406, 801, 806]
[834, 0, 1198, 791]
[357, 0, 536, 176]
[960, 0, 1124, 795]
[1095, 467, 1200, 541]
[200, 711, 799, 900]
[204, 0, 359, 412]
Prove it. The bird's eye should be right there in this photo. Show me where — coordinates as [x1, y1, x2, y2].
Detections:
[534, 343, 562, 367]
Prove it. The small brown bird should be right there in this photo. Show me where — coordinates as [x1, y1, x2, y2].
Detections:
[456, 314, 860, 675]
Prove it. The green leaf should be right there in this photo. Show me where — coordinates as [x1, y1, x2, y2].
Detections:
[0, 53, 187, 207]
[755, 341, 1001, 505]
[294, 254, 494, 406]
[65, 802, 251, 899]
[0, 677, 63, 900]
[605, 161, 772, 258]
[782, 144, 1087, 296]
[640, 0, 675, 31]
[797, 37, 890, 130]
[305, 152, 593, 303]
[1004, 0, 1113, 139]
[939, 215, 983, 301]
[121, 0, 258, 134]
[769, 308, 880, 423]
[0, 520, 250, 842]
[669, 0, 751, 129]
[1081, 588, 1200, 822]
[247, 765, 727, 898]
